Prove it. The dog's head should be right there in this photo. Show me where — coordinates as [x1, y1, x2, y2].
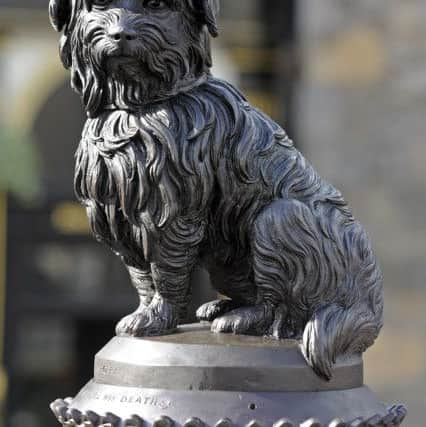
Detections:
[49, 0, 219, 116]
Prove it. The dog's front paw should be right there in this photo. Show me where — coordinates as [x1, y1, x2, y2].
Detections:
[115, 309, 151, 337]
[115, 296, 179, 337]
[196, 299, 240, 322]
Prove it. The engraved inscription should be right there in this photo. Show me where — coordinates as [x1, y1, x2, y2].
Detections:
[99, 364, 120, 377]
[81, 390, 172, 410]
[120, 395, 172, 410]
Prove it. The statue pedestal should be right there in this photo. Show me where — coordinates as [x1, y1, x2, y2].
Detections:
[51, 324, 406, 427]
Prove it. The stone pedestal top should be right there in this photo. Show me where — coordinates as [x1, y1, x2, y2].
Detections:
[94, 323, 363, 393]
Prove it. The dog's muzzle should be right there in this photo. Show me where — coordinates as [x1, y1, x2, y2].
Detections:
[108, 24, 138, 46]
[104, 21, 141, 59]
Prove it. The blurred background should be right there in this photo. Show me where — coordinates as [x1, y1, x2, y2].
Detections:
[0, 0, 425, 426]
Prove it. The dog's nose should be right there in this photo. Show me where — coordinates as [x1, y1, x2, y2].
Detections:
[108, 26, 137, 43]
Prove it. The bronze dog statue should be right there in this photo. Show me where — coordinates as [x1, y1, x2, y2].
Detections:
[50, 0, 383, 380]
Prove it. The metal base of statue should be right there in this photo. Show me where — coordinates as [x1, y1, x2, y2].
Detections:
[50, 324, 406, 427]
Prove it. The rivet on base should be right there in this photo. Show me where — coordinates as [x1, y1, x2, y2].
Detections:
[67, 408, 83, 424]
[391, 405, 407, 425]
[184, 417, 204, 427]
[100, 412, 120, 427]
[84, 411, 100, 426]
[365, 414, 382, 426]
[380, 412, 395, 425]
[349, 419, 365, 427]
[246, 420, 263, 427]
[50, 399, 68, 423]
[124, 414, 145, 427]
[273, 419, 294, 427]
[301, 419, 321, 427]
[153, 416, 173, 427]
[215, 418, 234, 427]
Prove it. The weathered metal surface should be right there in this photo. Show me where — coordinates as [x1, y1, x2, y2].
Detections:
[49, 0, 383, 381]
[50, 325, 406, 427]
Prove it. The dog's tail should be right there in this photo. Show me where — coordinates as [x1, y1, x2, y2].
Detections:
[301, 218, 384, 381]
[302, 283, 383, 381]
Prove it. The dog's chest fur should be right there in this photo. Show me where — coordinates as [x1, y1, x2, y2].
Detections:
[75, 78, 347, 261]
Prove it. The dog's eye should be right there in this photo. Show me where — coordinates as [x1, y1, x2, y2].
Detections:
[145, 0, 168, 10]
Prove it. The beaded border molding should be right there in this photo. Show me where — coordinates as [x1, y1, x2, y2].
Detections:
[50, 398, 407, 427]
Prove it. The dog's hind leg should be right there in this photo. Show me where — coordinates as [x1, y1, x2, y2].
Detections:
[242, 198, 382, 379]
[211, 303, 274, 336]
[196, 299, 242, 322]
[209, 272, 280, 335]
[208, 258, 275, 337]
[197, 260, 257, 322]
[212, 199, 316, 338]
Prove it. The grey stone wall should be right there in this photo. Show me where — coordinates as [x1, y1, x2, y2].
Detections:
[297, 1, 426, 425]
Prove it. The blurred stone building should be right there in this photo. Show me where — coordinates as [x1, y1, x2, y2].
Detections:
[297, 2, 426, 426]
[0, 0, 425, 426]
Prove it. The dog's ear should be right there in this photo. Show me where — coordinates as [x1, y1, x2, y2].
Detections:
[49, 0, 73, 68]
[49, 0, 72, 32]
[195, 0, 220, 37]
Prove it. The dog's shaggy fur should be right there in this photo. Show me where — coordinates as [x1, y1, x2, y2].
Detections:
[50, 0, 383, 380]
